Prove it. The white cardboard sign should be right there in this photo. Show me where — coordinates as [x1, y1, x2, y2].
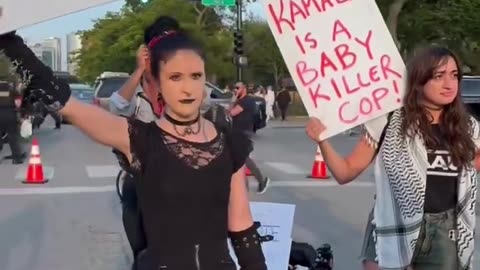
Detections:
[0, 0, 117, 34]
[229, 202, 296, 270]
[261, 0, 407, 139]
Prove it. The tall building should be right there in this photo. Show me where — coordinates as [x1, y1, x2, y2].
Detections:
[42, 48, 55, 70]
[30, 43, 43, 59]
[66, 33, 82, 75]
[27, 37, 62, 72]
[42, 37, 62, 71]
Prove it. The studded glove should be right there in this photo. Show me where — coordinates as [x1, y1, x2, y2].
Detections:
[0, 33, 71, 112]
[229, 221, 273, 270]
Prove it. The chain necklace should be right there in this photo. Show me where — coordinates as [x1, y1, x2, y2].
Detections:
[164, 113, 201, 137]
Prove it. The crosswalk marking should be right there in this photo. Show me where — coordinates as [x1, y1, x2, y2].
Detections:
[86, 165, 120, 178]
[0, 185, 116, 195]
[263, 162, 305, 174]
[248, 180, 373, 188]
[0, 180, 373, 195]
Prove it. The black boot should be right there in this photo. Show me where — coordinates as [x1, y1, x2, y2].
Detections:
[12, 152, 26, 164]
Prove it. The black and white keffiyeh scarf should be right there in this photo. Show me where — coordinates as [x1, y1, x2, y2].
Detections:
[363, 108, 479, 270]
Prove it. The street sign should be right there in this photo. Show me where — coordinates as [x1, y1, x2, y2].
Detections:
[201, 0, 235, 7]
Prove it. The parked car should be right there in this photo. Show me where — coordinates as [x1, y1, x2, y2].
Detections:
[71, 83, 95, 103]
[461, 76, 480, 117]
[91, 73, 267, 132]
[93, 72, 131, 110]
[63, 83, 95, 124]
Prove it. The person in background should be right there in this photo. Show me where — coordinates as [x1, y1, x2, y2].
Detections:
[230, 81, 270, 194]
[0, 80, 25, 163]
[50, 111, 62, 129]
[276, 87, 291, 121]
[254, 86, 265, 98]
[247, 83, 255, 94]
[108, 46, 163, 122]
[265, 86, 275, 122]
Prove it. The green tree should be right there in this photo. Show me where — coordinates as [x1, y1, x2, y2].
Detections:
[0, 55, 14, 81]
[396, 0, 480, 72]
[75, 0, 234, 83]
[242, 19, 287, 87]
[376, 0, 409, 49]
[375, 0, 480, 73]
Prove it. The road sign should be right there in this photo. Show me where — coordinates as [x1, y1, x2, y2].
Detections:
[201, 0, 235, 7]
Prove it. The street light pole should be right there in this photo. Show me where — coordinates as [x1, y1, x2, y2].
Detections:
[235, 0, 243, 82]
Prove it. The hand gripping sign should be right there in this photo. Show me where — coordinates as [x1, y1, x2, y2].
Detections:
[0, 0, 117, 35]
[261, 0, 407, 140]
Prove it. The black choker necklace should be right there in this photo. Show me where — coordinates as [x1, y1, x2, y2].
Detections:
[164, 113, 201, 136]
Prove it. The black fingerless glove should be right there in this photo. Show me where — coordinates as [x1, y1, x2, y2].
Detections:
[229, 221, 273, 270]
[0, 33, 71, 112]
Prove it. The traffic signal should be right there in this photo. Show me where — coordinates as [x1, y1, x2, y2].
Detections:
[233, 31, 243, 55]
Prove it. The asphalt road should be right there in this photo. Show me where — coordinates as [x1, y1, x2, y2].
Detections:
[0, 118, 477, 270]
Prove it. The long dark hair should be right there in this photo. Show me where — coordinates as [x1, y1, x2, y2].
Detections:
[401, 46, 476, 168]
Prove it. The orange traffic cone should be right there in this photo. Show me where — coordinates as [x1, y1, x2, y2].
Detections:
[308, 146, 329, 179]
[23, 138, 48, 184]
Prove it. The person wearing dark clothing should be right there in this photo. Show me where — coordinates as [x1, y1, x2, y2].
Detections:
[0, 16, 270, 270]
[230, 81, 270, 194]
[110, 17, 175, 268]
[0, 83, 25, 163]
[49, 111, 62, 129]
[276, 88, 291, 121]
[31, 97, 62, 129]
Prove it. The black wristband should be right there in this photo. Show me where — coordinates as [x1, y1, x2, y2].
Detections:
[229, 222, 272, 270]
[0, 34, 71, 112]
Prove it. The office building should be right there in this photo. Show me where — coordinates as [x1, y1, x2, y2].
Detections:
[28, 37, 62, 71]
[42, 37, 62, 71]
[66, 33, 82, 75]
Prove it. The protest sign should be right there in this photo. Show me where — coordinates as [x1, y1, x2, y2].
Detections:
[0, 0, 117, 35]
[261, 0, 407, 139]
[229, 202, 296, 269]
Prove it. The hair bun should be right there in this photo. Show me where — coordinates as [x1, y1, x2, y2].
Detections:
[144, 16, 181, 45]
[152, 16, 180, 33]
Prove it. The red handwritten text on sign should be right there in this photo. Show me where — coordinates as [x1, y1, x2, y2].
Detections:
[267, 0, 352, 35]
[267, 0, 404, 125]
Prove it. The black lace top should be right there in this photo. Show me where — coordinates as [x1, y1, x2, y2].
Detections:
[116, 118, 251, 268]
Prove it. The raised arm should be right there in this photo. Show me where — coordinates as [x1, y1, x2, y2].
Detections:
[117, 45, 148, 102]
[0, 32, 130, 157]
[306, 117, 377, 184]
[108, 48, 147, 116]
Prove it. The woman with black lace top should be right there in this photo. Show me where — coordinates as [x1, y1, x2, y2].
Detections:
[0, 16, 269, 270]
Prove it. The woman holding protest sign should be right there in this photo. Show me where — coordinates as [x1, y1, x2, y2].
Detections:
[0, 16, 271, 270]
[306, 46, 480, 270]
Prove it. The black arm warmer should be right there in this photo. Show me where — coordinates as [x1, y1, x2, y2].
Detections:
[228, 222, 272, 270]
[0, 33, 70, 112]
